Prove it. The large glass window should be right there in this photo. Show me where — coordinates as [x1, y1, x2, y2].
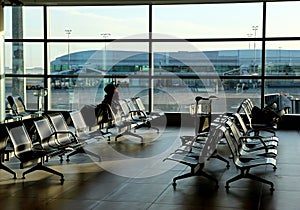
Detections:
[4, 6, 43, 39]
[153, 3, 262, 38]
[49, 41, 149, 73]
[5, 42, 44, 74]
[265, 41, 300, 76]
[5, 77, 44, 110]
[48, 41, 149, 110]
[266, 1, 300, 37]
[48, 6, 149, 39]
[48, 42, 107, 74]
[153, 41, 263, 76]
[4, 2, 300, 115]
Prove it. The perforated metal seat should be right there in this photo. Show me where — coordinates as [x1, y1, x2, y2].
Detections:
[5, 121, 64, 183]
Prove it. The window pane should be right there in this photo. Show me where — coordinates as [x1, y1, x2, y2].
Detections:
[49, 77, 78, 110]
[48, 6, 148, 39]
[223, 78, 261, 112]
[265, 41, 300, 76]
[49, 42, 104, 74]
[48, 77, 150, 111]
[5, 42, 44, 74]
[265, 79, 295, 113]
[265, 79, 300, 97]
[118, 78, 148, 98]
[153, 3, 262, 38]
[5, 77, 44, 111]
[49, 76, 105, 111]
[153, 41, 262, 76]
[4, 6, 43, 39]
[152, 78, 227, 113]
[267, 2, 300, 37]
[49, 42, 149, 75]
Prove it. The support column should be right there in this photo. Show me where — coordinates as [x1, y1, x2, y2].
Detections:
[12, 6, 25, 100]
[0, 6, 5, 122]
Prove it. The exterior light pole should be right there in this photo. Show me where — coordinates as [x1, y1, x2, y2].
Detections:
[278, 46, 282, 72]
[101, 33, 111, 71]
[247, 33, 253, 65]
[65, 29, 72, 70]
[252, 26, 258, 70]
[247, 33, 253, 50]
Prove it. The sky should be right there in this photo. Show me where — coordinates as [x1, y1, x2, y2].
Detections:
[3, 1, 300, 68]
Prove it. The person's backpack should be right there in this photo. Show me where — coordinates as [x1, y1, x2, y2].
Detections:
[80, 104, 97, 127]
[251, 105, 280, 125]
[95, 103, 114, 125]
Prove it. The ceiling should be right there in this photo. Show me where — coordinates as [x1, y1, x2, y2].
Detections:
[2, 0, 286, 6]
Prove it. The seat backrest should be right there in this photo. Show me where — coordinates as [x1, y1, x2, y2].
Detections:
[227, 120, 242, 141]
[119, 99, 131, 118]
[69, 110, 89, 134]
[237, 99, 252, 114]
[125, 98, 145, 119]
[233, 113, 248, 135]
[47, 113, 75, 145]
[34, 117, 58, 149]
[7, 95, 27, 115]
[224, 120, 243, 156]
[244, 98, 254, 111]
[0, 125, 9, 152]
[126, 98, 138, 112]
[48, 113, 69, 132]
[5, 121, 33, 159]
[221, 123, 240, 161]
[133, 97, 146, 112]
[237, 101, 253, 127]
[198, 124, 224, 164]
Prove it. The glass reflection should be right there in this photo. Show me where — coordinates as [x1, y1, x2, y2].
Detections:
[5, 42, 44, 75]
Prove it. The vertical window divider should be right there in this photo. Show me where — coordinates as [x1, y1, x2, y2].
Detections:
[261, 1, 267, 108]
[43, 5, 48, 111]
[148, 4, 153, 113]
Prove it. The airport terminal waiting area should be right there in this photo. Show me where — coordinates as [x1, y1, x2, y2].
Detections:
[0, 96, 298, 209]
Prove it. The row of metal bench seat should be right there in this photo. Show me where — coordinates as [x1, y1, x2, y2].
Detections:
[1, 110, 115, 183]
[80, 96, 165, 143]
[5, 93, 165, 143]
[0, 96, 165, 184]
[164, 98, 279, 192]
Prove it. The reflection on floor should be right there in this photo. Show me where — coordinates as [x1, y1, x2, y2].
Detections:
[0, 126, 299, 210]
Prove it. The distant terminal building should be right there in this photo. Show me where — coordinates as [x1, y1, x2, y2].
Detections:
[50, 49, 300, 75]
[50, 49, 300, 89]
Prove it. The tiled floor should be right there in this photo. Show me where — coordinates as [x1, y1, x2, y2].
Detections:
[0, 126, 300, 210]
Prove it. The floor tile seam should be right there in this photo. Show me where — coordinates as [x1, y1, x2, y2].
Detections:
[275, 162, 300, 166]
[90, 200, 152, 210]
[273, 174, 300, 178]
[145, 181, 173, 210]
[265, 188, 300, 192]
[47, 197, 109, 210]
[100, 178, 139, 201]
